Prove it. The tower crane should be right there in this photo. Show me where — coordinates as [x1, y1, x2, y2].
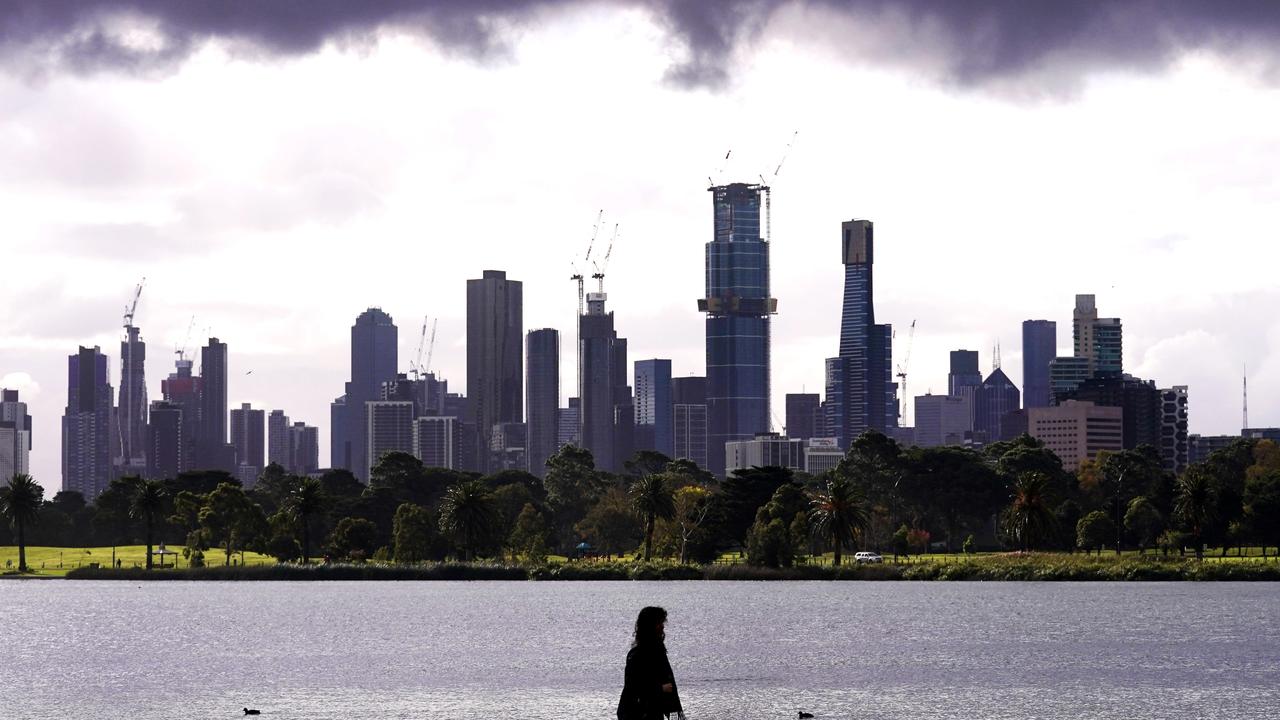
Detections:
[895, 319, 917, 426]
[591, 223, 620, 294]
[570, 209, 604, 318]
[174, 315, 196, 363]
[423, 317, 438, 377]
[410, 315, 429, 380]
[758, 130, 798, 245]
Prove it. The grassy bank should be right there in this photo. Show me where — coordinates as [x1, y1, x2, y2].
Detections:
[0, 545, 275, 577]
[52, 553, 1280, 581]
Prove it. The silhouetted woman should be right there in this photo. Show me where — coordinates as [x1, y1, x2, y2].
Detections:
[617, 606, 684, 720]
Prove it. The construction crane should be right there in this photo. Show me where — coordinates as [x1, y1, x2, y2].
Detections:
[174, 315, 196, 363]
[895, 319, 917, 426]
[591, 223, 620, 294]
[123, 277, 145, 329]
[423, 318, 438, 377]
[410, 315, 429, 380]
[570, 209, 604, 318]
[758, 130, 798, 245]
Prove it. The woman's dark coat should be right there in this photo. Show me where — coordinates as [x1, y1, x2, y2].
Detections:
[617, 642, 682, 720]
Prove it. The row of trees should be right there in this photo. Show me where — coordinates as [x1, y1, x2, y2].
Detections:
[4, 433, 1279, 572]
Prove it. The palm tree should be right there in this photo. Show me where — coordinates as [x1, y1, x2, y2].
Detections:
[809, 474, 870, 567]
[438, 480, 497, 561]
[287, 477, 326, 564]
[129, 480, 167, 569]
[0, 474, 44, 573]
[1004, 472, 1057, 551]
[1175, 468, 1215, 560]
[630, 474, 675, 561]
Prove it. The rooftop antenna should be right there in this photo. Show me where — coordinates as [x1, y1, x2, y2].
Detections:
[993, 342, 1002, 372]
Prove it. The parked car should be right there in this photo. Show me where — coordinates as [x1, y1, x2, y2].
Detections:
[853, 551, 884, 564]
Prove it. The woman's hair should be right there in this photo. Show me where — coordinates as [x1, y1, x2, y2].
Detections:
[633, 606, 668, 647]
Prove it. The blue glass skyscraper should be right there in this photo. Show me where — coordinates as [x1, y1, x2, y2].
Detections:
[1021, 320, 1056, 409]
[700, 183, 775, 476]
[826, 220, 895, 450]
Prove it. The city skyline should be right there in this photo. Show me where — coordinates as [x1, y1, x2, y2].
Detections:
[4, 4, 1280, 485]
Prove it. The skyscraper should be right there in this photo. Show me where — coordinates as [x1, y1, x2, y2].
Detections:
[62, 346, 113, 498]
[146, 400, 184, 480]
[1063, 375, 1161, 451]
[366, 400, 415, 480]
[672, 376, 708, 470]
[526, 328, 560, 477]
[1073, 294, 1123, 377]
[1160, 386, 1189, 475]
[948, 350, 982, 397]
[268, 409, 290, 469]
[162, 355, 202, 474]
[197, 337, 235, 471]
[0, 389, 32, 482]
[702, 183, 776, 475]
[1021, 320, 1057, 409]
[116, 324, 148, 470]
[974, 368, 1021, 442]
[579, 291, 630, 473]
[415, 415, 461, 470]
[230, 403, 265, 478]
[634, 359, 673, 457]
[785, 393, 820, 441]
[467, 271, 523, 473]
[826, 219, 895, 451]
[337, 308, 398, 481]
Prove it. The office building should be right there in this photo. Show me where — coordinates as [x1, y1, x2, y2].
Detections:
[526, 328, 560, 477]
[557, 398, 580, 450]
[197, 337, 236, 471]
[948, 350, 982, 397]
[0, 389, 32, 481]
[467, 271, 523, 473]
[288, 422, 320, 475]
[634, 359, 673, 457]
[579, 291, 632, 473]
[785, 393, 821, 442]
[702, 183, 776, 475]
[161, 356, 202, 473]
[803, 438, 844, 475]
[1062, 374, 1161, 451]
[672, 376, 708, 469]
[975, 368, 1021, 442]
[335, 308, 398, 481]
[230, 402, 265, 482]
[1073, 294, 1123, 378]
[913, 394, 971, 448]
[490, 421, 528, 472]
[1022, 320, 1057, 409]
[726, 433, 804, 473]
[1028, 400, 1124, 471]
[1159, 386, 1189, 475]
[116, 323, 148, 470]
[62, 346, 113, 498]
[146, 400, 184, 480]
[1243, 428, 1280, 443]
[1049, 356, 1091, 404]
[825, 219, 895, 452]
[415, 415, 461, 469]
[366, 400, 415, 480]
[1189, 434, 1239, 465]
[268, 410, 290, 469]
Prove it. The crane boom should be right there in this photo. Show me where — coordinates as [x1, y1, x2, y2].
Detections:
[591, 223, 620, 293]
[424, 318, 438, 376]
[411, 315, 428, 379]
[123, 277, 146, 328]
[894, 319, 917, 426]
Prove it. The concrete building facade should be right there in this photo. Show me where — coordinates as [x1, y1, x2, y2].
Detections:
[1028, 400, 1124, 471]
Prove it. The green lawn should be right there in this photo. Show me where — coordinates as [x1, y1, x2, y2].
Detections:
[1, 546, 277, 577]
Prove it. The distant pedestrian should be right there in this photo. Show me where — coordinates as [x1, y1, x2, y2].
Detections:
[617, 606, 684, 720]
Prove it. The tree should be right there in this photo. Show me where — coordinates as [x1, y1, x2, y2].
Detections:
[544, 444, 604, 550]
[1076, 511, 1114, 556]
[286, 477, 326, 564]
[575, 488, 641, 557]
[392, 503, 434, 563]
[129, 480, 168, 569]
[437, 480, 498, 561]
[630, 474, 675, 561]
[715, 467, 797, 549]
[1243, 469, 1280, 556]
[507, 503, 550, 564]
[329, 517, 378, 560]
[199, 483, 267, 566]
[1003, 472, 1057, 551]
[1123, 496, 1163, 554]
[0, 474, 44, 572]
[625, 451, 673, 478]
[808, 473, 870, 567]
[1174, 466, 1216, 559]
[890, 524, 910, 560]
[671, 485, 712, 564]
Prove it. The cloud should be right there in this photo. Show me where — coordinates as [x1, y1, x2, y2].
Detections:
[4, 1, 1280, 91]
[0, 372, 41, 399]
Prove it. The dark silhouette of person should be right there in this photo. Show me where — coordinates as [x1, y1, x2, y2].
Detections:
[617, 606, 684, 720]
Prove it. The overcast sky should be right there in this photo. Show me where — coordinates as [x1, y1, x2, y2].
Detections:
[3, 1, 1279, 487]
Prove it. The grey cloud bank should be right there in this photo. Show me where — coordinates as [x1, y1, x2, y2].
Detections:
[5, 0, 1280, 89]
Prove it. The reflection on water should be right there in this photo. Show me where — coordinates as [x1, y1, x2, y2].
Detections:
[3, 580, 1278, 719]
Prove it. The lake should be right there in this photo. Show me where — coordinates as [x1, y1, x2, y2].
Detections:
[2, 581, 1277, 719]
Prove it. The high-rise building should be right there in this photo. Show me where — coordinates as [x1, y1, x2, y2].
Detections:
[1159, 386, 1189, 475]
[1073, 295, 1122, 378]
[913, 394, 971, 448]
[366, 400, 415, 480]
[1062, 375, 1161, 451]
[288, 422, 320, 475]
[1189, 434, 1238, 465]
[1049, 356, 1091, 404]
[490, 421, 528, 472]
[672, 376, 708, 469]
[803, 438, 843, 475]
[197, 337, 235, 471]
[146, 400, 184, 480]
[415, 415, 461, 469]
[467, 271, 523, 473]
[634, 359, 673, 457]
[229, 403, 265, 480]
[526, 328, 560, 477]
[337, 309, 398, 482]
[825, 219, 895, 452]
[0, 389, 32, 481]
[1028, 400, 1124, 471]
[268, 409, 290, 469]
[162, 356, 202, 473]
[116, 324, 148, 470]
[702, 183, 776, 475]
[579, 292, 631, 473]
[557, 398, 580, 450]
[785, 393, 820, 441]
[948, 350, 982, 397]
[1021, 320, 1057, 409]
[725, 433, 804, 473]
[62, 346, 113, 498]
[974, 368, 1021, 442]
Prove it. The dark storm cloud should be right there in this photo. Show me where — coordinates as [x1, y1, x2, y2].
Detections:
[3, 0, 1280, 88]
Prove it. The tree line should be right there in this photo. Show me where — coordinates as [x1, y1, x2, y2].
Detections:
[3, 432, 1279, 573]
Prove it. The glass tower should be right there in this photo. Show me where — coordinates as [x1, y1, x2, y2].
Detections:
[701, 183, 775, 476]
[1021, 320, 1057, 409]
